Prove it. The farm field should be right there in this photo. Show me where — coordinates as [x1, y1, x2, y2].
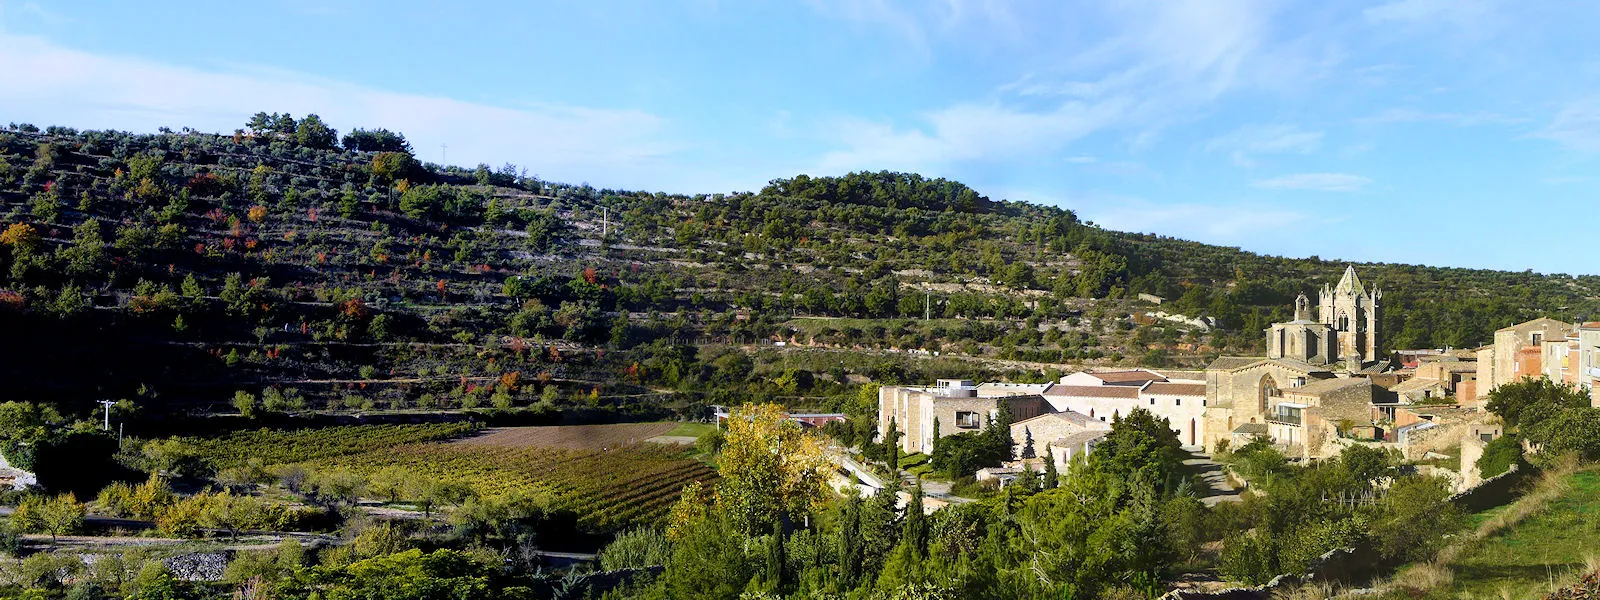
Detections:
[305, 442, 716, 531]
[452, 422, 678, 450]
[174, 422, 715, 533]
[177, 423, 479, 469]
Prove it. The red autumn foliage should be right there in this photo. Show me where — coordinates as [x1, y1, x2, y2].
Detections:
[0, 291, 25, 312]
[338, 298, 369, 319]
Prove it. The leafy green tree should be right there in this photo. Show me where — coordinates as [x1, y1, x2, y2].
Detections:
[1371, 475, 1464, 563]
[1487, 376, 1588, 429]
[232, 390, 258, 418]
[342, 128, 411, 153]
[294, 114, 338, 149]
[13, 492, 86, 542]
[1476, 434, 1523, 478]
[1092, 408, 1185, 488]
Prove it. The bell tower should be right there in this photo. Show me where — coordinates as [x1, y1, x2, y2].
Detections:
[1318, 266, 1381, 365]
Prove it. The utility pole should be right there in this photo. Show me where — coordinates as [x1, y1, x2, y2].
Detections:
[97, 399, 116, 431]
[925, 291, 930, 321]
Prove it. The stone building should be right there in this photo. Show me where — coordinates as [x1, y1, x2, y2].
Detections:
[1009, 411, 1110, 461]
[1203, 266, 1387, 451]
[1320, 266, 1383, 366]
[1266, 377, 1397, 459]
[1267, 266, 1382, 368]
[1477, 318, 1576, 398]
[878, 379, 1049, 455]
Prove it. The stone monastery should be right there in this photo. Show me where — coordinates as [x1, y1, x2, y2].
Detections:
[879, 265, 1587, 484]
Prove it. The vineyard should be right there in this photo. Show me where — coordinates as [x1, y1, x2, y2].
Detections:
[179, 423, 478, 468]
[305, 442, 717, 531]
[450, 422, 680, 450]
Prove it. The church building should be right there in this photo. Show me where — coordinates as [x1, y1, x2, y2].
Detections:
[1267, 266, 1381, 368]
[1204, 266, 1391, 453]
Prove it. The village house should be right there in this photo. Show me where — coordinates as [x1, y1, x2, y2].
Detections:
[1265, 377, 1397, 459]
[1009, 411, 1111, 462]
[1473, 317, 1600, 406]
[878, 379, 1048, 455]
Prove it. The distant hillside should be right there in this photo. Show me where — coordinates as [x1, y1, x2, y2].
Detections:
[0, 119, 1595, 416]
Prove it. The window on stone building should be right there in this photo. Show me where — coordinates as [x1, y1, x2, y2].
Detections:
[1175, 398, 1181, 406]
[1150, 398, 1155, 405]
[955, 411, 980, 429]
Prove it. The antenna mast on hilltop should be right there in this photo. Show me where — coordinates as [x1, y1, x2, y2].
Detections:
[440, 143, 448, 166]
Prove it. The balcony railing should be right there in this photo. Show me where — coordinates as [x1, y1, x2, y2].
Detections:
[1266, 414, 1302, 426]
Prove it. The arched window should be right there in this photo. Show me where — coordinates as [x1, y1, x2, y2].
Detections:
[1259, 374, 1280, 414]
[1337, 312, 1350, 332]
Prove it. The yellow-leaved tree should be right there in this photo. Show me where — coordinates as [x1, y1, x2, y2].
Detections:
[714, 403, 830, 536]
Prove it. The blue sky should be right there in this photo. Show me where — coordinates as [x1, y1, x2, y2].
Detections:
[1, 1, 1597, 275]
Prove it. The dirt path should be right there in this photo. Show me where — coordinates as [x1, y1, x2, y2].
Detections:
[1184, 453, 1242, 506]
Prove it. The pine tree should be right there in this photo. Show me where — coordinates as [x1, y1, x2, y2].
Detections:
[930, 416, 940, 455]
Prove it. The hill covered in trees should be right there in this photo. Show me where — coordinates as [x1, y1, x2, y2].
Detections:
[0, 115, 1595, 419]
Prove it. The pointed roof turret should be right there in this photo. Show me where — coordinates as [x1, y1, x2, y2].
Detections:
[1334, 265, 1365, 296]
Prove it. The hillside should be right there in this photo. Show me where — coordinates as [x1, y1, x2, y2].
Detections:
[1, 118, 1597, 418]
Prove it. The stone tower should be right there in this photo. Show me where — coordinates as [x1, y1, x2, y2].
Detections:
[1318, 266, 1381, 365]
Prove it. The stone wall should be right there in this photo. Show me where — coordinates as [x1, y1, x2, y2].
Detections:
[1157, 546, 1378, 599]
[1448, 463, 1528, 513]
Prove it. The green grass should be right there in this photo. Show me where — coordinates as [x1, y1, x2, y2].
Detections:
[661, 422, 717, 438]
[898, 452, 930, 469]
[1440, 470, 1600, 599]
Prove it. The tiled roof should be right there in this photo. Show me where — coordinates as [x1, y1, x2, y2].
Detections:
[976, 382, 1053, 397]
[1233, 423, 1269, 435]
[1390, 377, 1445, 393]
[1043, 385, 1141, 399]
[1011, 410, 1096, 428]
[1284, 377, 1369, 397]
[1207, 356, 1264, 371]
[1090, 370, 1168, 384]
[1052, 430, 1110, 448]
[1144, 382, 1206, 396]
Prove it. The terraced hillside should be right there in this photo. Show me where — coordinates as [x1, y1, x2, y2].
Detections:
[1, 120, 1596, 420]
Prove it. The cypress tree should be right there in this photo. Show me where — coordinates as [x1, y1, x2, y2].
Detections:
[837, 494, 862, 589]
[885, 418, 900, 471]
[903, 480, 927, 556]
[766, 520, 786, 591]
[1043, 444, 1059, 489]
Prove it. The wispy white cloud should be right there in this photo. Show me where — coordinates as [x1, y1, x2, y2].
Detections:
[1205, 124, 1323, 167]
[815, 98, 1132, 173]
[1531, 100, 1600, 152]
[0, 32, 687, 188]
[1251, 172, 1372, 192]
[1007, 188, 1319, 240]
[812, 0, 1315, 174]
[1363, 0, 1499, 24]
[1355, 108, 1524, 126]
